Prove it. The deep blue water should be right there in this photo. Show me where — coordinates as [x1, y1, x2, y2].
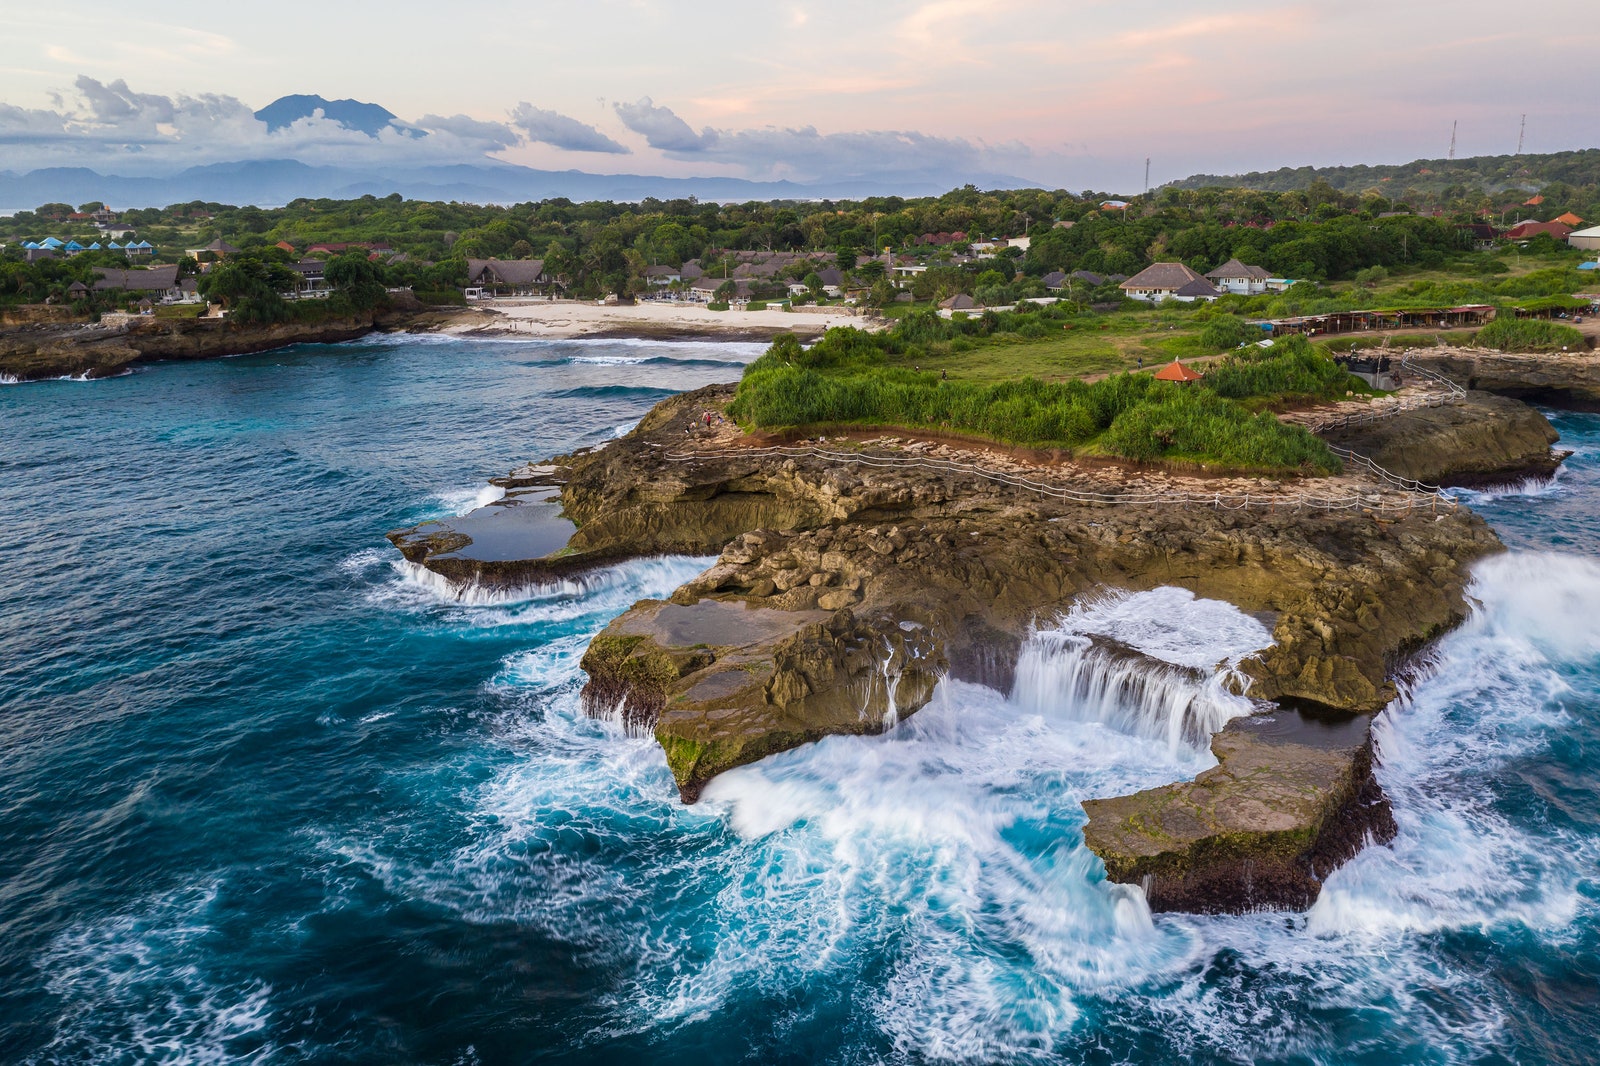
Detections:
[1, 339, 1598, 1065]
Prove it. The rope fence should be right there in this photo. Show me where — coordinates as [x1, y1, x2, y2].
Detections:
[1309, 352, 1468, 432]
[654, 438, 1457, 514]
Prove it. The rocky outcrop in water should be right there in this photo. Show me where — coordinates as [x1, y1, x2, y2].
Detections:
[1082, 712, 1395, 912]
[388, 383, 1529, 912]
[0, 296, 440, 381]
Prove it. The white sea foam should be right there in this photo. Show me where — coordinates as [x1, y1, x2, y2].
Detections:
[380, 555, 714, 619]
[323, 556, 1599, 1060]
[1455, 465, 1568, 502]
[1309, 551, 1600, 939]
[28, 883, 284, 1065]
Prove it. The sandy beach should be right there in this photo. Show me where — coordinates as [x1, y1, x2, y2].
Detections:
[434, 298, 879, 341]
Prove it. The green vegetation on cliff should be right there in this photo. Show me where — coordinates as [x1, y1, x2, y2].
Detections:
[1476, 317, 1587, 352]
[728, 320, 1345, 472]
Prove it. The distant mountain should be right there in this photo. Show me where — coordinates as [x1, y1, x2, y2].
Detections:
[1165, 149, 1600, 196]
[253, 94, 403, 136]
[0, 160, 1037, 209]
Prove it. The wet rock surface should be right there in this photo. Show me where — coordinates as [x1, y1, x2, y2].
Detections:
[1081, 708, 1395, 913]
[1405, 347, 1600, 411]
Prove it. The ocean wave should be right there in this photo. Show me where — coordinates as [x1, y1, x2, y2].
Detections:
[27, 883, 285, 1065]
[1310, 551, 1600, 940]
[546, 384, 683, 401]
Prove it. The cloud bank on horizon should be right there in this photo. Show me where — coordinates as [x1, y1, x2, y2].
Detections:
[0, 0, 1593, 194]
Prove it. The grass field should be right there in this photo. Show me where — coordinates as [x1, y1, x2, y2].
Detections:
[873, 311, 1213, 383]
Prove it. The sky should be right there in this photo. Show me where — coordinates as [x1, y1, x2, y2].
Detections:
[0, 0, 1594, 192]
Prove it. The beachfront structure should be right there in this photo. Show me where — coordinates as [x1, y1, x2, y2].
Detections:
[643, 265, 680, 286]
[1568, 225, 1600, 252]
[286, 259, 329, 297]
[1204, 259, 1273, 296]
[1119, 263, 1220, 303]
[464, 258, 551, 298]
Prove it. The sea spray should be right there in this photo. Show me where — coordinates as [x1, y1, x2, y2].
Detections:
[1311, 551, 1600, 938]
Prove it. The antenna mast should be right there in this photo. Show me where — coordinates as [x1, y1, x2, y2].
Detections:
[1143, 157, 1150, 196]
[1448, 120, 1457, 160]
[1516, 114, 1526, 155]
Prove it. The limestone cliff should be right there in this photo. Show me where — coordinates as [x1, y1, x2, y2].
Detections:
[1324, 390, 1561, 486]
[1404, 348, 1600, 411]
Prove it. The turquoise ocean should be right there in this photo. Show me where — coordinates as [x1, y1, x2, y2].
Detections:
[1, 336, 1597, 1064]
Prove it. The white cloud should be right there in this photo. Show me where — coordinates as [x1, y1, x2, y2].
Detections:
[614, 97, 717, 152]
[416, 113, 520, 152]
[612, 97, 1032, 183]
[509, 103, 628, 154]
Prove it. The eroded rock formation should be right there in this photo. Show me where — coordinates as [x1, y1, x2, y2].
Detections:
[387, 382, 1529, 913]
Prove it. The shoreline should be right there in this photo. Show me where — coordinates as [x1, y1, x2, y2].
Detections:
[429, 299, 879, 342]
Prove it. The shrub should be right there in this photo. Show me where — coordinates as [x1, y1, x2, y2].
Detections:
[1476, 317, 1587, 352]
[1202, 334, 1353, 401]
[727, 325, 1338, 473]
[1198, 314, 1260, 351]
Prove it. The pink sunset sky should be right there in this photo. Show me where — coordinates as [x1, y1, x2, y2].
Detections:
[0, 0, 1593, 191]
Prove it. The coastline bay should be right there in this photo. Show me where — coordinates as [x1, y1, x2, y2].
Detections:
[2, 336, 1598, 1063]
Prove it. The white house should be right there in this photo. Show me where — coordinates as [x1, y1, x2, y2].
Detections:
[1204, 258, 1273, 296]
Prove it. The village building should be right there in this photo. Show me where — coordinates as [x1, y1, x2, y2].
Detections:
[1504, 220, 1573, 242]
[286, 259, 329, 296]
[186, 238, 240, 260]
[643, 265, 680, 286]
[938, 293, 980, 311]
[1204, 258, 1273, 296]
[1119, 263, 1220, 303]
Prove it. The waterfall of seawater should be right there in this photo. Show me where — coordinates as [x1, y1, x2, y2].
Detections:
[1009, 586, 1272, 754]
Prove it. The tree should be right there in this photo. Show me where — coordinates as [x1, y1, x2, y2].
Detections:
[324, 251, 387, 311]
[196, 253, 296, 323]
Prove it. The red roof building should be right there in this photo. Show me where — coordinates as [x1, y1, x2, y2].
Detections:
[1504, 221, 1573, 241]
[1153, 359, 1203, 382]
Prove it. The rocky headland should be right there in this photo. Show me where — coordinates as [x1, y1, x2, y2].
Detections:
[383, 364, 1570, 914]
[0, 295, 456, 382]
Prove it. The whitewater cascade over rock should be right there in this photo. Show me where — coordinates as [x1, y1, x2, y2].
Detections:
[1010, 588, 1270, 756]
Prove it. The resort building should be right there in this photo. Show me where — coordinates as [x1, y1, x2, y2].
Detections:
[92, 265, 185, 302]
[463, 258, 550, 298]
